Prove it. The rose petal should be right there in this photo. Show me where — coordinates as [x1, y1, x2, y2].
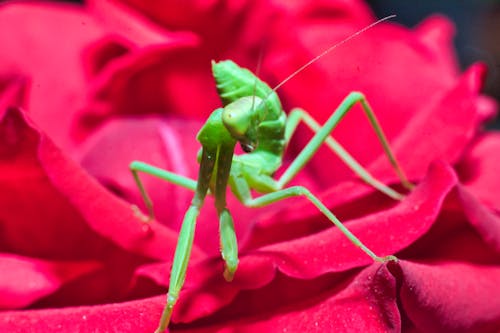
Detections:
[395, 189, 500, 265]
[0, 74, 27, 110]
[455, 185, 500, 254]
[87, 0, 197, 47]
[0, 253, 102, 309]
[368, 63, 490, 184]
[476, 95, 498, 122]
[269, 0, 374, 24]
[78, 117, 201, 231]
[413, 15, 458, 72]
[0, 2, 104, 150]
[79, 45, 217, 137]
[0, 106, 186, 261]
[0, 106, 209, 305]
[396, 260, 500, 333]
[457, 133, 500, 212]
[0, 295, 164, 332]
[176, 264, 399, 332]
[113, 0, 286, 46]
[107, 0, 233, 31]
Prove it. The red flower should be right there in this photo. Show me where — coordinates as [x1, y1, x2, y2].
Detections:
[0, 1, 499, 332]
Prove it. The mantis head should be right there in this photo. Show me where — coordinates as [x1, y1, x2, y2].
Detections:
[222, 96, 263, 153]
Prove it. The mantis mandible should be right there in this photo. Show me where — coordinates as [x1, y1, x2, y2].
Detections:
[129, 15, 413, 332]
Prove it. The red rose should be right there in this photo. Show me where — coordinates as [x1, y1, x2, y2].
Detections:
[1, 1, 499, 332]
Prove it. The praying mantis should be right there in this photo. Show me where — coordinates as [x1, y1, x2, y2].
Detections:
[129, 16, 413, 332]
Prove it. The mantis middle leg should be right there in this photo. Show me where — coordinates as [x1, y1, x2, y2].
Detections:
[130, 161, 197, 220]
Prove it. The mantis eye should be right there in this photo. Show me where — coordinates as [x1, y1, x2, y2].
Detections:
[240, 142, 255, 153]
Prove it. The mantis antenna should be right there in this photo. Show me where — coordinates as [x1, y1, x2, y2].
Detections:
[272, 15, 396, 93]
[255, 14, 397, 115]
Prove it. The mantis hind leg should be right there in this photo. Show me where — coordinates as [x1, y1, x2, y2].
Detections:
[130, 161, 197, 220]
[279, 92, 413, 197]
[242, 185, 396, 263]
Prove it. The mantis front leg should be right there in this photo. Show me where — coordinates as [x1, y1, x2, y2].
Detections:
[280, 92, 413, 196]
[153, 148, 215, 333]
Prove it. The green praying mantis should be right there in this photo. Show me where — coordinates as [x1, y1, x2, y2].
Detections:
[129, 15, 413, 332]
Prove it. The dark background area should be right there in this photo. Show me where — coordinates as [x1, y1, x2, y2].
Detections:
[368, 0, 500, 129]
[6, 0, 499, 128]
